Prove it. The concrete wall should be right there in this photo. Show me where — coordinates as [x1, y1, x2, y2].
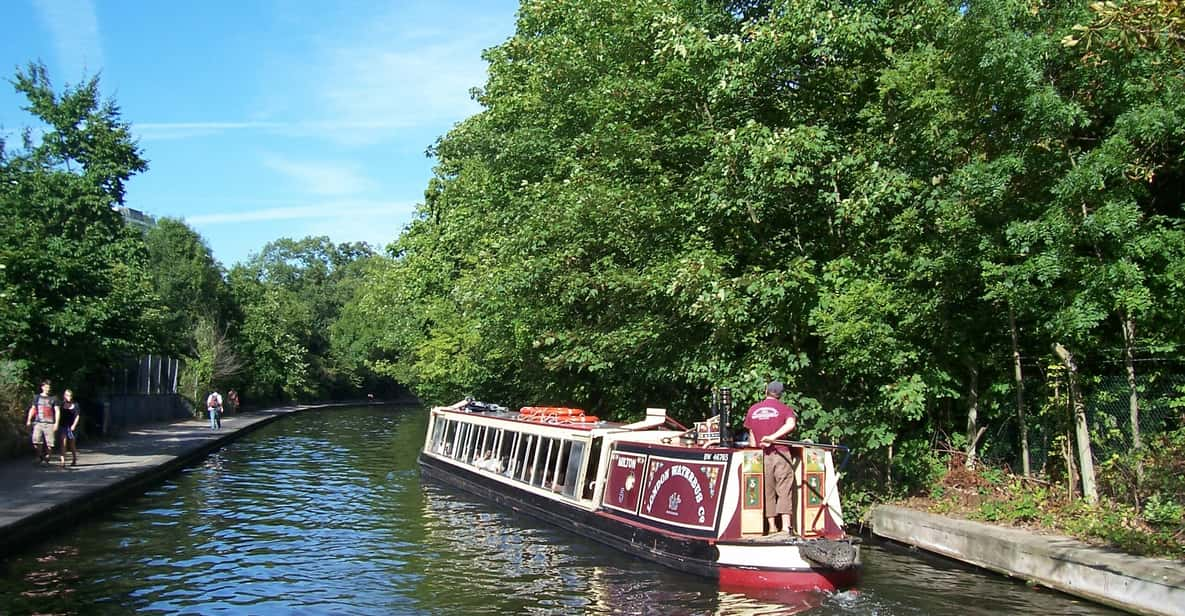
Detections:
[871, 504, 1185, 616]
[100, 394, 193, 434]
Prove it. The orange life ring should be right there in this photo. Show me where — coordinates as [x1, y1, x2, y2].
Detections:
[563, 415, 599, 424]
[520, 406, 585, 417]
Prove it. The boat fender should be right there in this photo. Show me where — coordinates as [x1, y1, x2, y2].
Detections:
[799, 539, 858, 571]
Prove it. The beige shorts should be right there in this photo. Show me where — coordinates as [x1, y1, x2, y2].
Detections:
[31, 422, 55, 447]
[764, 449, 798, 515]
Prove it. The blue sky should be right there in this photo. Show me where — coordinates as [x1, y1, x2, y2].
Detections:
[0, 0, 519, 266]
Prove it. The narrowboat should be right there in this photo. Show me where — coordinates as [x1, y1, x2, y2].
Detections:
[417, 401, 860, 592]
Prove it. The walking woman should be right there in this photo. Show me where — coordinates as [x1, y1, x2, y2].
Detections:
[59, 389, 82, 467]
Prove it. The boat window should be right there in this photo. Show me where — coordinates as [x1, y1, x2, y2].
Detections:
[480, 425, 493, 458]
[430, 415, 445, 451]
[507, 432, 522, 477]
[429, 416, 444, 452]
[468, 424, 483, 462]
[517, 434, 535, 482]
[493, 429, 505, 466]
[528, 435, 542, 483]
[456, 422, 471, 461]
[466, 428, 481, 466]
[468, 424, 481, 466]
[581, 437, 603, 500]
[562, 441, 585, 498]
[534, 438, 554, 487]
[552, 440, 571, 492]
[499, 430, 516, 476]
[437, 419, 457, 457]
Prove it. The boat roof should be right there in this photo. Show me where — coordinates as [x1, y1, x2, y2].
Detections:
[431, 405, 693, 443]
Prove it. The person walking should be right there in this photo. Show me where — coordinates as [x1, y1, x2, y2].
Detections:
[25, 380, 60, 465]
[58, 389, 82, 467]
[227, 389, 240, 415]
[743, 381, 799, 535]
[206, 391, 223, 430]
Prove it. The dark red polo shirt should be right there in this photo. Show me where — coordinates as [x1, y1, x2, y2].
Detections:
[744, 397, 797, 454]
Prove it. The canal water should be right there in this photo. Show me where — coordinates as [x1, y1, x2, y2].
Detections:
[0, 405, 1124, 615]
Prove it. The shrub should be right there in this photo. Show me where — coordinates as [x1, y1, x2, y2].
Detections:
[892, 437, 946, 494]
[0, 358, 30, 459]
[1143, 493, 1184, 527]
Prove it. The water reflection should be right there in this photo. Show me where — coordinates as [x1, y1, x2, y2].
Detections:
[420, 480, 834, 615]
[0, 406, 1128, 616]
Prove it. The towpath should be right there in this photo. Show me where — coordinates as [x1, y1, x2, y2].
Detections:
[0, 404, 321, 556]
[872, 504, 1185, 616]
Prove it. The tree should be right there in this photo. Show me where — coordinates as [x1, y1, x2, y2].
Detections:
[0, 62, 161, 387]
[229, 236, 381, 401]
[142, 217, 228, 356]
[356, 0, 1185, 503]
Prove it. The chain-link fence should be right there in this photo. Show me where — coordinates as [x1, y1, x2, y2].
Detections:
[980, 363, 1184, 475]
[1088, 373, 1183, 460]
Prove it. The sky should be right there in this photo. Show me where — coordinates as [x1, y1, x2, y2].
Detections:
[0, 0, 519, 266]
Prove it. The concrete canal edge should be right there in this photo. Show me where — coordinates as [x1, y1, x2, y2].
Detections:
[870, 504, 1185, 616]
[0, 402, 367, 557]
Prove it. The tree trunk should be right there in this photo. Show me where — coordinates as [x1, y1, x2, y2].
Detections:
[964, 363, 986, 469]
[1009, 308, 1031, 477]
[1064, 426, 1078, 499]
[1053, 343, 1098, 504]
[1053, 377, 1077, 497]
[1121, 314, 1143, 486]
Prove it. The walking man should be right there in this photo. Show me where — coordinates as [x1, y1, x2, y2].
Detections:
[207, 390, 223, 430]
[25, 380, 60, 465]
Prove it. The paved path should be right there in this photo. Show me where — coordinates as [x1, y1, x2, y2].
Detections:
[0, 404, 320, 556]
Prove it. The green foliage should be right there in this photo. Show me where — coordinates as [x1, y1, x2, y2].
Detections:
[228, 237, 386, 402]
[975, 482, 1048, 524]
[0, 62, 162, 389]
[838, 484, 879, 526]
[345, 1, 1185, 514]
[142, 218, 228, 356]
[1059, 499, 1184, 559]
[979, 467, 1007, 487]
[0, 358, 29, 458]
[1142, 425, 1185, 507]
[892, 437, 946, 493]
[176, 317, 243, 414]
[1143, 493, 1185, 527]
[922, 459, 1182, 558]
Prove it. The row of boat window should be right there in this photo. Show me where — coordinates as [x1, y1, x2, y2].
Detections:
[431, 418, 598, 500]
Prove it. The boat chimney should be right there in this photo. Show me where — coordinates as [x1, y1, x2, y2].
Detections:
[720, 387, 732, 446]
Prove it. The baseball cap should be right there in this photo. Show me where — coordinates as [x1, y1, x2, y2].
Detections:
[765, 381, 784, 396]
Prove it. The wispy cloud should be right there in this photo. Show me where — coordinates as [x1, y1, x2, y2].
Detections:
[314, 42, 487, 136]
[134, 121, 284, 141]
[129, 5, 514, 146]
[133, 119, 421, 142]
[262, 156, 376, 196]
[268, 6, 511, 145]
[186, 200, 417, 225]
[32, 0, 103, 82]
